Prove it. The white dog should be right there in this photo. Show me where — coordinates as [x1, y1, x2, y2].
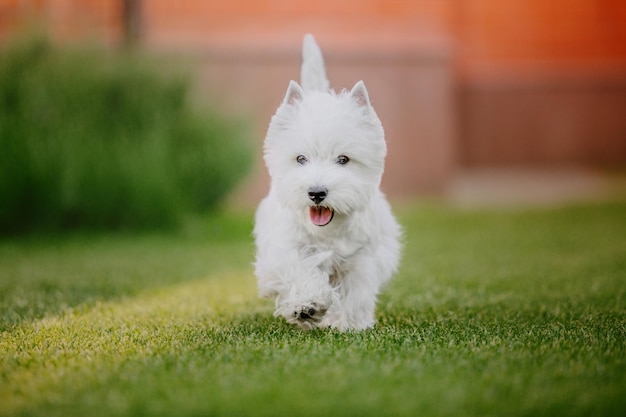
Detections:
[254, 34, 401, 331]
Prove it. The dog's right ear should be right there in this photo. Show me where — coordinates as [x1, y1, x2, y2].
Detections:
[350, 80, 371, 108]
[283, 80, 304, 106]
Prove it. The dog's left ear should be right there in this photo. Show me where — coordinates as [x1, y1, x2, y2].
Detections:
[350, 80, 371, 108]
[283, 80, 305, 106]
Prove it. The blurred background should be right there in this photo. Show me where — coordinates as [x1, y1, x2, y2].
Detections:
[1, 0, 625, 231]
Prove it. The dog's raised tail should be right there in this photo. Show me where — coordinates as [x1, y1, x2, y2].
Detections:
[301, 34, 330, 92]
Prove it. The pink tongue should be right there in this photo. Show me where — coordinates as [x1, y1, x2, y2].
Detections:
[310, 206, 334, 226]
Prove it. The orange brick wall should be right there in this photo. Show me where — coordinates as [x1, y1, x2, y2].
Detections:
[458, 0, 626, 77]
[455, 0, 626, 168]
[3, 1, 624, 73]
[141, 0, 455, 52]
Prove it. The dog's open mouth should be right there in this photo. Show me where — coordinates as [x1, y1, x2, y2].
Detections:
[310, 206, 334, 226]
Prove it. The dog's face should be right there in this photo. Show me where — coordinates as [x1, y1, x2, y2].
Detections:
[264, 82, 386, 228]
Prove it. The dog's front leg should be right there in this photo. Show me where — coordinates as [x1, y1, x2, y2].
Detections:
[322, 255, 381, 330]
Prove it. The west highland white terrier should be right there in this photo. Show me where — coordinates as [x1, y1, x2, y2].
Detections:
[254, 34, 401, 330]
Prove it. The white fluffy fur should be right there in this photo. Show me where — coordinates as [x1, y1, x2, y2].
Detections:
[254, 34, 401, 331]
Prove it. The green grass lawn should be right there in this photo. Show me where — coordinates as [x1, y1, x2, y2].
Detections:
[1, 201, 625, 417]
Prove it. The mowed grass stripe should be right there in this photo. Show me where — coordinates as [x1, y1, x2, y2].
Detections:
[1, 272, 263, 413]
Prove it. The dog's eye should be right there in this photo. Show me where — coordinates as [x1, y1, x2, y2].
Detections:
[336, 155, 350, 165]
[296, 155, 308, 165]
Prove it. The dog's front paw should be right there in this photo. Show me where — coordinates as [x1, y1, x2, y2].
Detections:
[275, 299, 329, 330]
[275, 291, 336, 330]
[273, 263, 337, 330]
[290, 302, 329, 330]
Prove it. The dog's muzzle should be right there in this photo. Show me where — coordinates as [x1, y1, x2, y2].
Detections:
[308, 186, 334, 226]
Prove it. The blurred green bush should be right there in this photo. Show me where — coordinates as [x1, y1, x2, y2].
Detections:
[0, 37, 253, 234]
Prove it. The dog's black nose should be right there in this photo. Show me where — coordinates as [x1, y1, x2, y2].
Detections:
[308, 186, 328, 204]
